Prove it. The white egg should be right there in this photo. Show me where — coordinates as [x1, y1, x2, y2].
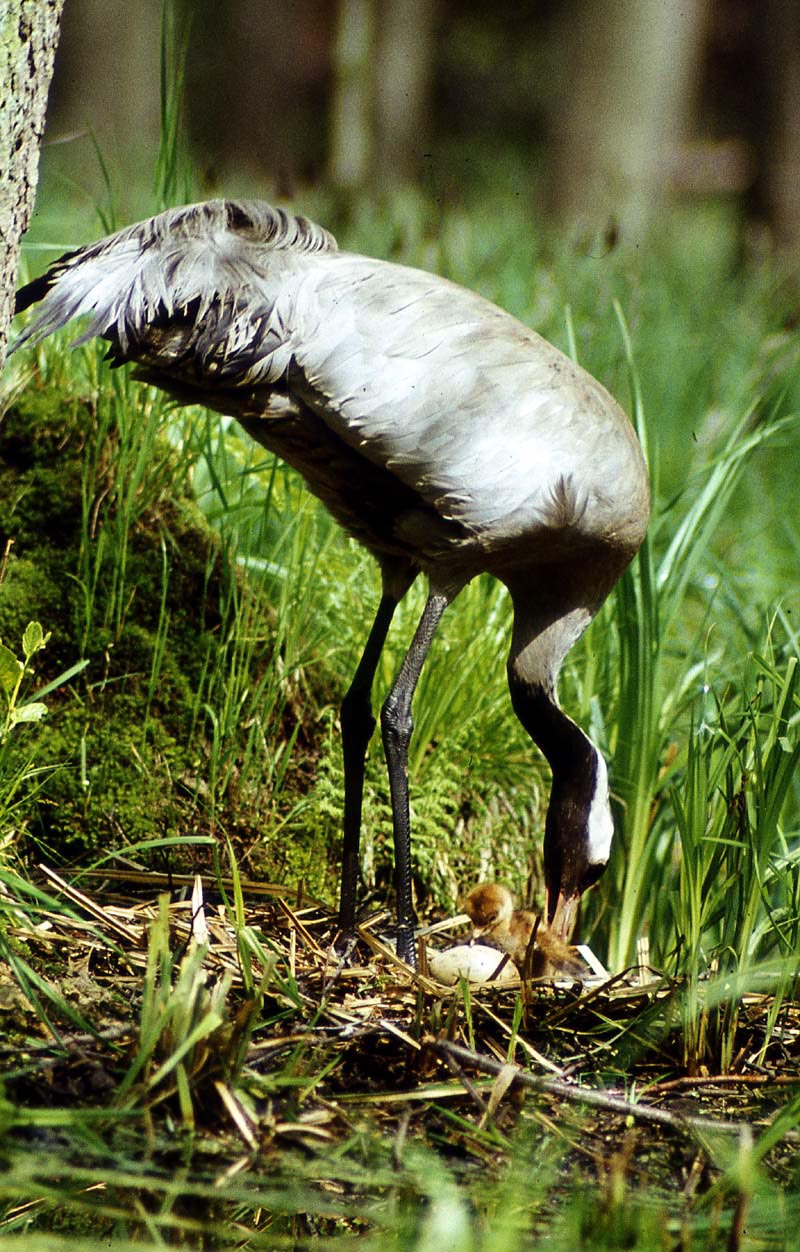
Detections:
[427, 944, 518, 986]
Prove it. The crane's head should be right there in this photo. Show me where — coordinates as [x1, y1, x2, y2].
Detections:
[543, 746, 613, 942]
[464, 883, 515, 939]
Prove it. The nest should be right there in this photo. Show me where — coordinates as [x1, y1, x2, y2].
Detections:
[3, 862, 799, 1168]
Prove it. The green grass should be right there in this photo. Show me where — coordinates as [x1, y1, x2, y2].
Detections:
[0, 854, 799, 1250]
[7, 178, 800, 950]
[2, 96, 800, 1249]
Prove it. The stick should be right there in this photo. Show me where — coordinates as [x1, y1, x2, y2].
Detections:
[430, 1038, 746, 1138]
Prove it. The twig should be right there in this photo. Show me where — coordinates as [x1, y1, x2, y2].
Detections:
[275, 896, 327, 957]
[430, 1038, 748, 1137]
[439, 1044, 490, 1118]
[544, 966, 644, 1025]
[474, 999, 564, 1076]
[0, 538, 13, 587]
[392, 1107, 412, 1170]
[38, 864, 141, 942]
[647, 1072, 800, 1093]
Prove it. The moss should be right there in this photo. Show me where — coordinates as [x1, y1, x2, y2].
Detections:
[0, 369, 525, 906]
[0, 556, 65, 652]
[0, 375, 324, 873]
[24, 700, 194, 855]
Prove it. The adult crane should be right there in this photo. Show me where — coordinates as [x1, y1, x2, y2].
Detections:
[12, 200, 650, 966]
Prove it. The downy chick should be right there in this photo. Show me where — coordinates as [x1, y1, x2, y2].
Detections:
[465, 883, 585, 979]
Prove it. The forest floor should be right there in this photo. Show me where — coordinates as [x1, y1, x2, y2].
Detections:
[2, 865, 799, 1250]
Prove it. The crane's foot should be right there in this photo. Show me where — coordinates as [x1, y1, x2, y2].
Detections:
[330, 927, 360, 963]
[330, 916, 418, 971]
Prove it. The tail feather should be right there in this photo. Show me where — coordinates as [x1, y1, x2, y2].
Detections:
[15, 261, 76, 316]
[10, 199, 337, 362]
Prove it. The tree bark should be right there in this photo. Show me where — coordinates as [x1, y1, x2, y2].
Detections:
[329, 0, 377, 188]
[0, 0, 64, 373]
[374, 0, 436, 184]
[550, 0, 711, 242]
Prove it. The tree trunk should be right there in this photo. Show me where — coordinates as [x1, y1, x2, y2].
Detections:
[765, 0, 800, 255]
[550, 0, 711, 242]
[0, 0, 64, 373]
[374, 0, 436, 183]
[329, 0, 436, 190]
[329, 0, 377, 188]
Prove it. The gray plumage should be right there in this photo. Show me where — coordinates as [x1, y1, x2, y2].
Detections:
[13, 199, 650, 963]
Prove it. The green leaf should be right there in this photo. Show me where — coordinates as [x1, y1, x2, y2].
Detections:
[22, 621, 50, 662]
[10, 702, 49, 728]
[0, 644, 23, 696]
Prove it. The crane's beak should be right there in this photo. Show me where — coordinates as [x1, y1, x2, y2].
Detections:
[546, 887, 580, 943]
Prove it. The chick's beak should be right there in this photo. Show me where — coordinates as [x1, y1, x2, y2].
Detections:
[546, 888, 580, 943]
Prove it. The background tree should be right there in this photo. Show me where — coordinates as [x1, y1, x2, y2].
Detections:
[35, 0, 800, 254]
[329, 0, 437, 189]
[0, 0, 64, 371]
[549, 0, 712, 240]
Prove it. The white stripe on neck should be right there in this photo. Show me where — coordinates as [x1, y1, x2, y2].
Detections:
[586, 749, 613, 865]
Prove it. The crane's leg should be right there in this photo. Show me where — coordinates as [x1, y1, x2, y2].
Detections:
[338, 593, 400, 934]
[381, 591, 450, 966]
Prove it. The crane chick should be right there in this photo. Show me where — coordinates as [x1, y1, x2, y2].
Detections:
[465, 883, 586, 979]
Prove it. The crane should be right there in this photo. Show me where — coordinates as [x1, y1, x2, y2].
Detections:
[12, 199, 650, 966]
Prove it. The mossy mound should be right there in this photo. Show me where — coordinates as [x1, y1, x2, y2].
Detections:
[0, 372, 334, 891]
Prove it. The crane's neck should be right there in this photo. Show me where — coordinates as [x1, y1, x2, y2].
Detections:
[506, 602, 595, 766]
[506, 601, 614, 873]
[508, 670, 596, 789]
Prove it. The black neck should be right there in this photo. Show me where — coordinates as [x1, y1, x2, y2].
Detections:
[508, 678, 595, 783]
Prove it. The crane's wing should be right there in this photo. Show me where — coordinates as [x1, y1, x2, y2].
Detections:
[286, 253, 642, 543]
[12, 199, 644, 547]
[12, 200, 335, 372]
